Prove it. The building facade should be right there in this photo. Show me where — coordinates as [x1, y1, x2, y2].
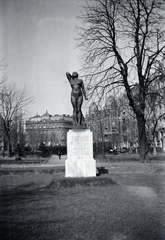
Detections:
[86, 78, 165, 153]
[86, 97, 138, 151]
[25, 110, 73, 148]
[152, 55, 165, 152]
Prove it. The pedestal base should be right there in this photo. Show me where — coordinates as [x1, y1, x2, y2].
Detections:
[65, 129, 96, 177]
[65, 159, 96, 177]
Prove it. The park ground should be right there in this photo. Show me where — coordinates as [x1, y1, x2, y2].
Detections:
[0, 154, 165, 240]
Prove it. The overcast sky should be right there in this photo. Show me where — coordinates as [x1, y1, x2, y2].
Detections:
[0, 0, 87, 118]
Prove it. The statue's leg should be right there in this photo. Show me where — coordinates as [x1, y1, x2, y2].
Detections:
[77, 96, 83, 126]
[71, 96, 78, 126]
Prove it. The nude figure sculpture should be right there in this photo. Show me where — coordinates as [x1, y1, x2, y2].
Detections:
[66, 71, 88, 127]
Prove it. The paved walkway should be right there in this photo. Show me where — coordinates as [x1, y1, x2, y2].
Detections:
[0, 155, 66, 168]
[46, 154, 66, 166]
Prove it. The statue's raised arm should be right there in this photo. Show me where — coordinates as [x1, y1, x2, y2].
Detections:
[66, 72, 72, 82]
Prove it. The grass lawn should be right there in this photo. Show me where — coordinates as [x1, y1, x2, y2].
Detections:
[0, 160, 165, 240]
[95, 153, 165, 162]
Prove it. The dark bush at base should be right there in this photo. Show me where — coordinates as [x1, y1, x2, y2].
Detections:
[97, 167, 109, 175]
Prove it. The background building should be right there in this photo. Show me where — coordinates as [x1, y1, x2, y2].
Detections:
[151, 55, 165, 152]
[25, 110, 73, 149]
[86, 83, 165, 154]
[86, 96, 139, 153]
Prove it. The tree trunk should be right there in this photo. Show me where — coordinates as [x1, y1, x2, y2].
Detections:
[7, 136, 12, 157]
[137, 114, 149, 161]
[101, 141, 105, 159]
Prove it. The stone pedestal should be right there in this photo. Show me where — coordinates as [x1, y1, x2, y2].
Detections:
[65, 129, 96, 177]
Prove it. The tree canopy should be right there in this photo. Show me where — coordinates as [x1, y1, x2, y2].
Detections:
[77, 0, 165, 160]
[0, 83, 33, 156]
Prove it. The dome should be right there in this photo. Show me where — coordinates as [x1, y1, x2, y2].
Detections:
[42, 110, 51, 117]
[42, 110, 52, 120]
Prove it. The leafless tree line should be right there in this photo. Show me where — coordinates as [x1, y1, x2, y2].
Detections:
[0, 67, 33, 157]
[77, 0, 165, 161]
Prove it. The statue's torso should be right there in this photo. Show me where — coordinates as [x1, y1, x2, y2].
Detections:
[70, 79, 83, 99]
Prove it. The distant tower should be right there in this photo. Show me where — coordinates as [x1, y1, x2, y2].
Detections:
[89, 102, 98, 116]
[105, 96, 113, 111]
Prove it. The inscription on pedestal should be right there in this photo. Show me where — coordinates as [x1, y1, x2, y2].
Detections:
[69, 131, 91, 159]
[81, 136, 90, 156]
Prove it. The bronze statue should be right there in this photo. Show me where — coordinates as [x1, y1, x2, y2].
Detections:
[66, 71, 88, 127]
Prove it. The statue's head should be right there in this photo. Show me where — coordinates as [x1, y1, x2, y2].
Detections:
[72, 71, 78, 78]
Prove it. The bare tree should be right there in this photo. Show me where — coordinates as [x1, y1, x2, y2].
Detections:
[0, 83, 33, 157]
[77, 0, 165, 161]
